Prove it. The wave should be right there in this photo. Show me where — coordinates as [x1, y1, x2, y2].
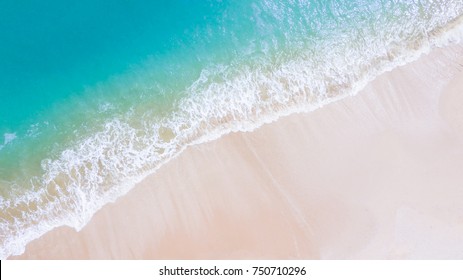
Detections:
[1, 3, 463, 259]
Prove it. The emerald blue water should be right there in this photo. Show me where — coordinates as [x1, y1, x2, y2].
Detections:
[0, 0, 222, 128]
[0, 0, 229, 179]
[0, 0, 462, 259]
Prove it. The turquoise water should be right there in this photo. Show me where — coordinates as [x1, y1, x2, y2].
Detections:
[1, 0, 462, 259]
[0, 0, 227, 178]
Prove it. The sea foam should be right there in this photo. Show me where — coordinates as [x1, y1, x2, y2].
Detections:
[0, 133, 17, 151]
[1, 1, 463, 259]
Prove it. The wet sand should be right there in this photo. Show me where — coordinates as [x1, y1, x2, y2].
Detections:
[11, 42, 463, 259]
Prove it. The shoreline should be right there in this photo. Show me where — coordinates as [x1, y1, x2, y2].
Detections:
[10, 41, 463, 259]
[2, 16, 463, 260]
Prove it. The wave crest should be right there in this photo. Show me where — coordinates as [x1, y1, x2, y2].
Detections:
[1, 1, 463, 259]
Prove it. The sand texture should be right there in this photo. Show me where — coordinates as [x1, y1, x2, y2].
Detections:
[11, 42, 463, 259]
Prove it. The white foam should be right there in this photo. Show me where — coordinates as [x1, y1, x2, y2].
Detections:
[0, 133, 17, 151]
[3, 133, 16, 145]
[1, 4, 463, 260]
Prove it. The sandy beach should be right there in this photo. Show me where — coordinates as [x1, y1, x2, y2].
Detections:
[11, 42, 463, 259]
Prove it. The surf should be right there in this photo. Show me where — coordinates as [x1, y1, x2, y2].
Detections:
[1, 0, 462, 259]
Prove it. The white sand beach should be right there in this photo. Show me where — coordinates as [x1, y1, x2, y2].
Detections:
[11, 42, 463, 259]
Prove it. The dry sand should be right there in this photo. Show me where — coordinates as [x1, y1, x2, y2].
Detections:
[11, 42, 463, 259]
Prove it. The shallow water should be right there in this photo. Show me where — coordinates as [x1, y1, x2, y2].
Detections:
[0, 0, 462, 259]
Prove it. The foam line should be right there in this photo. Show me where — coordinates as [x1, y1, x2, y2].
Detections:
[1, 4, 463, 260]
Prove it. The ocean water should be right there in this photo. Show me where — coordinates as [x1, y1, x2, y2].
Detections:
[0, 0, 462, 259]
